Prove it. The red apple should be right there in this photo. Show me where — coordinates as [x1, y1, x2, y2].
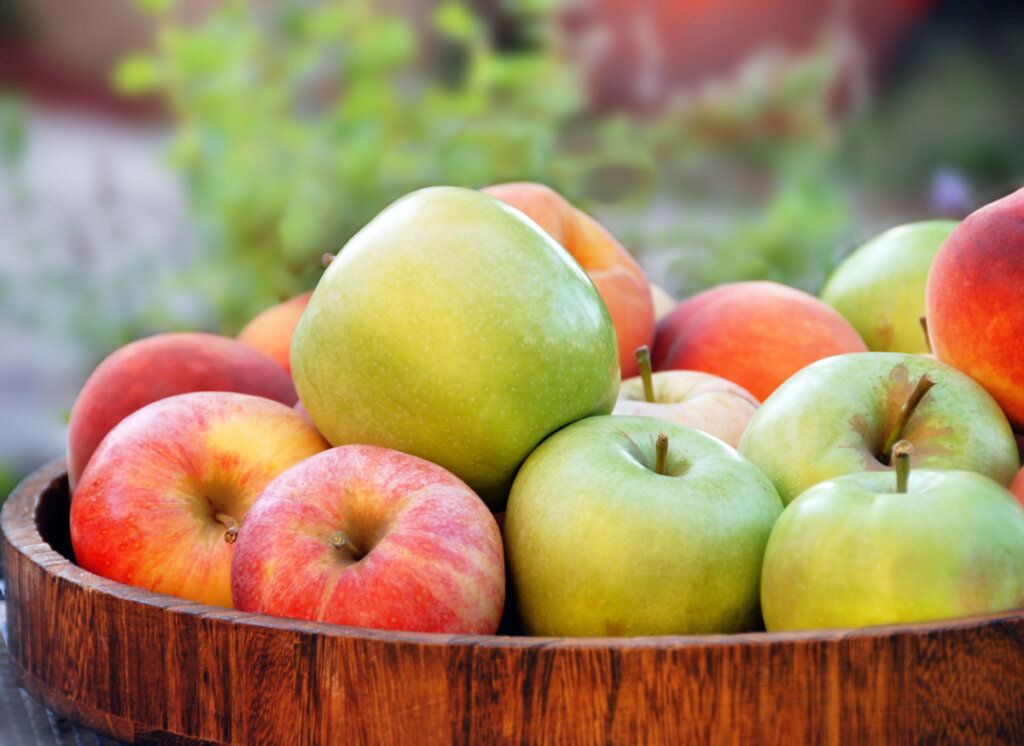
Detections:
[230, 444, 505, 634]
[69, 391, 330, 607]
[925, 186, 1024, 429]
[67, 332, 298, 492]
[481, 182, 655, 377]
[236, 290, 313, 375]
[1012, 466, 1024, 507]
[652, 280, 869, 402]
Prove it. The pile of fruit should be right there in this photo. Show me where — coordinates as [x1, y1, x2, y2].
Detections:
[64, 182, 1024, 638]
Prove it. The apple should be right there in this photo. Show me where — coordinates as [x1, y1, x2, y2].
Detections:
[652, 280, 868, 403]
[820, 220, 958, 353]
[481, 181, 655, 378]
[503, 415, 784, 636]
[236, 290, 313, 374]
[67, 331, 298, 492]
[69, 391, 330, 607]
[230, 444, 505, 634]
[613, 346, 759, 448]
[738, 352, 1020, 506]
[291, 186, 620, 512]
[925, 185, 1024, 429]
[1011, 466, 1024, 507]
[649, 281, 677, 321]
[761, 440, 1024, 631]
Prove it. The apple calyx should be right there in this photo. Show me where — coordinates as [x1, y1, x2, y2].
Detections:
[635, 346, 655, 403]
[655, 433, 669, 475]
[330, 530, 365, 560]
[892, 439, 914, 493]
[881, 374, 935, 465]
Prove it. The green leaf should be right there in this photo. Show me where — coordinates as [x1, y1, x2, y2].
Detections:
[112, 54, 163, 95]
[432, 0, 479, 43]
[136, 0, 174, 14]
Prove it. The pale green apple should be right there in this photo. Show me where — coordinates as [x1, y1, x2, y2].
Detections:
[737, 352, 1020, 506]
[761, 462, 1024, 631]
[504, 415, 784, 637]
[821, 220, 957, 353]
[290, 186, 620, 511]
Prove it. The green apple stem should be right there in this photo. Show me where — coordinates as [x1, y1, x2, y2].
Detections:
[655, 433, 668, 475]
[330, 530, 365, 560]
[882, 374, 935, 464]
[216, 512, 240, 544]
[635, 346, 656, 404]
[919, 316, 932, 354]
[892, 439, 914, 493]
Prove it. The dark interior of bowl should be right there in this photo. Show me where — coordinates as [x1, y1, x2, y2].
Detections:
[36, 474, 75, 564]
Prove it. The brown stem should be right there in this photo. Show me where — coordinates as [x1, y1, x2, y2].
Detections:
[330, 530, 365, 560]
[321, 252, 335, 268]
[635, 345, 655, 403]
[919, 316, 932, 354]
[655, 433, 668, 475]
[892, 439, 914, 493]
[882, 374, 935, 464]
[216, 512, 239, 544]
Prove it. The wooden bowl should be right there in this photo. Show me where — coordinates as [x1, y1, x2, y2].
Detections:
[4, 458, 1024, 744]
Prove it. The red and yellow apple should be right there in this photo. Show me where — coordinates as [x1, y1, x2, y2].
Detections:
[653, 280, 868, 403]
[925, 185, 1024, 429]
[69, 391, 330, 607]
[231, 444, 505, 634]
[482, 181, 655, 377]
[236, 290, 313, 375]
[66, 332, 298, 492]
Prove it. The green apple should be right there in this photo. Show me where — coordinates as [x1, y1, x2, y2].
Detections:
[504, 415, 784, 636]
[761, 441, 1024, 631]
[290, 186, 620, 511]
[737, 352, 1020, 506]
[820, 220, 957, 353]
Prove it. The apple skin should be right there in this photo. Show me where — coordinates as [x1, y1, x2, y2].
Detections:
[230, 444, 505, 634]
[504, 415, 784, 637]
[69, 391, 330, 608]
[291, 186, 620, 512]
[613, 370, 759, 448]
[237, 290, 313, 374]
[821, 220, 957, 353]
[925, 186, 1024, 429]
[652, 280, 868, 403]
[67, 332, 298, 493]
[738, 352, 1020, 506]
[649, 281, 676, 321]
[481, 182, 655, 378]
[761, 468, 1024, 631]
[1011, 465, 1024, 507]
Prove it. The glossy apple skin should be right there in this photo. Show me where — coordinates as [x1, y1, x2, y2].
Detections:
[291, 186, 620, 511]
[69, 392, 330, 607]
[481, 182, 655, 378]
[821, 220, 957, 353]
[761, 468, 1024, 631]
[230, 445, 505, 634]
[504, 415, 784, 636]
[67, 332, 298, 493]
[237, 290, 313, 374]
[738, 352, 1020, 506]
[925, 186, 1024, 429]
[613, 370, 759, 448]
[653, 281, 868, 403]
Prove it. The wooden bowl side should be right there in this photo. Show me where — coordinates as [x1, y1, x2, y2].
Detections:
[4, 459, 1024, 745]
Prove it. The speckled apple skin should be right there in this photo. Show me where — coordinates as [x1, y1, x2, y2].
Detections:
[67, 332, 299, 492]
[230, 444, 505, 634]
[925, 186, 1024, 429]
[237, 291, 313, 375]
[291, 186, 620, 512]
[652, 280, 868, 403]
[69, 392, 329, 608]
[482, 182, 655, 378]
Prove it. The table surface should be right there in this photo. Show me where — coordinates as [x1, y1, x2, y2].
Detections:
[0, 580, 123, 746]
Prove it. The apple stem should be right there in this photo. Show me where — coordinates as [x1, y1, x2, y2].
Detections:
[919, 316, 932, 353]
[215, 512, 240, 544]
[882, 374, 935, 464]
[330, 530, 364, 560]
[655, 432, 668, 475]
[635, 346, 656, 404]
[893, 439, 914, 493]
[322, 252, 335, 268]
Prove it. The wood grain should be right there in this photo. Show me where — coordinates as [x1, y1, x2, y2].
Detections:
[3, 458, 1024, 745]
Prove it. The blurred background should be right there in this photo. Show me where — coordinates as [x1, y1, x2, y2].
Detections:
[1, 0, 1022, 500]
